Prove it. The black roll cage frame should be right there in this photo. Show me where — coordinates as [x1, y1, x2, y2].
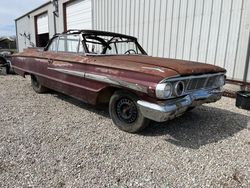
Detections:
[44, 30, 147, 55]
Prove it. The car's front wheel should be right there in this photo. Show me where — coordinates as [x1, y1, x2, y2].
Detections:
[109, 90, 150, 133]
[31, 75, 48, 93]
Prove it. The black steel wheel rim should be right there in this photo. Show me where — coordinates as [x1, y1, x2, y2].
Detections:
[116, 98, 138, 124]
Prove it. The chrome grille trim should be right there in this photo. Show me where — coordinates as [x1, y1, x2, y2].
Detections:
[160, 72, 225, 83]
[160, 72, 226, 98]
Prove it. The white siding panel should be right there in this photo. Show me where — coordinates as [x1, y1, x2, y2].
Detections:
[175, 0, 188, 59]
[198, 0, 213, 63]
[16, 16, 32, 51]
[138, 0, 146, 48]
[164, 0, 174, 58]
[190, 0, 204, 62]
[156, 0, 166, 57]
[184, 0, 195, 60]
[169, 0, 180, 59]
[234, 0, 249, 81]
[37, 13, 49, 34]
[215, 0, 232, 68]
[66, 0, 92, 30]
[143, 0, 150, 52]
[147, 0, 156, 55]
[93, 0, 250, 82]
[206, 0, 221, 65]
[224, 0, 242, 78]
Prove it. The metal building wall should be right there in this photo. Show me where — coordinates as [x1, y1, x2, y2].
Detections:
[16, 16, 32, 52]
[93, 0, 250, 82]
[16, 3, 54, 52]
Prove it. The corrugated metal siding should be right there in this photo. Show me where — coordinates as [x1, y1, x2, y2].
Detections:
[93, 0, 250, 82]
[16, 3, 54, 52]
[16, 16, 32, 52]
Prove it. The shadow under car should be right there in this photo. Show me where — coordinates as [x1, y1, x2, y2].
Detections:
[51, 91, 249, 149]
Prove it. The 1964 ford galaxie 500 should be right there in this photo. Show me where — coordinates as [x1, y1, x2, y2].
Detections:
[12, 30, 226, 133]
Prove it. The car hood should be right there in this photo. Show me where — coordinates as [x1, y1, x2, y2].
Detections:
[94, 55, 226, 76]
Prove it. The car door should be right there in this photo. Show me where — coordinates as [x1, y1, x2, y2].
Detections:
[43, 34, 91, 102]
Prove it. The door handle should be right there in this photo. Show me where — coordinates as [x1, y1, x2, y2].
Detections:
[48, 59, 53, 64]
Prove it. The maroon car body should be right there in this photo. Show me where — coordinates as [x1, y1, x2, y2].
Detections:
[12, 30, 226, 133]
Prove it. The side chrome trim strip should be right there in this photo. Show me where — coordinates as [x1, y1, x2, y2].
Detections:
[13, 66, 97, 92]
[48, 68, 85, 78]
[48, 68, 148, 93]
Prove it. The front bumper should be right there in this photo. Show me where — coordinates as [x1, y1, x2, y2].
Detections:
[137, 88, 223, 122]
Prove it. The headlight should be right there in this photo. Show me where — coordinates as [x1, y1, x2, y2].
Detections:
[174, 81, 185, 96]
[156, 83, 173, 99]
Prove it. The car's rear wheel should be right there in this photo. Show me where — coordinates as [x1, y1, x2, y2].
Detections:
[31, 75, 48, 93]
[0, 58, 7, 75]
[109, 90, 150, 133]
[0, 66, 7, 75]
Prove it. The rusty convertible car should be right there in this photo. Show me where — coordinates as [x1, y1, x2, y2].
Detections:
[12, 30, 226, 133]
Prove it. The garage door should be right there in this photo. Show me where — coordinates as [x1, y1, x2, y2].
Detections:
[37, 13, 49, 34]
[36, 12, 49, 47]
[66, 0, 92, 30]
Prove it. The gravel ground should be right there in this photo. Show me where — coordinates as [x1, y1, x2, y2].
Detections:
[0, 75, 249, 188]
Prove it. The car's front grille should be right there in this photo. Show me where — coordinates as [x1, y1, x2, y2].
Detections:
[159, 72, 225, 99]
[186, 77, 207, 91]
[160, 72, 225, 97]
[206, 76, 219, 88]
[185, 75, 220, 92]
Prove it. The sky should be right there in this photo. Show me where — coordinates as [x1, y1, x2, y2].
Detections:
[0, 0, 48, 37]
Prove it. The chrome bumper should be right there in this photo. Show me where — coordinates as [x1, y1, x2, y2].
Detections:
[137, 89, 223, 122]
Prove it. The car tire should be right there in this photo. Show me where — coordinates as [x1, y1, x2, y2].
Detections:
[0, 66, 7, 75]
[31, 75, 48, 93]
[6, 65, 10, 74]
[109, 90, 150, 133]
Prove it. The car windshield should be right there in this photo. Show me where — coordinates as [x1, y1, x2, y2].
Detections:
[83, 34, 146, 55]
